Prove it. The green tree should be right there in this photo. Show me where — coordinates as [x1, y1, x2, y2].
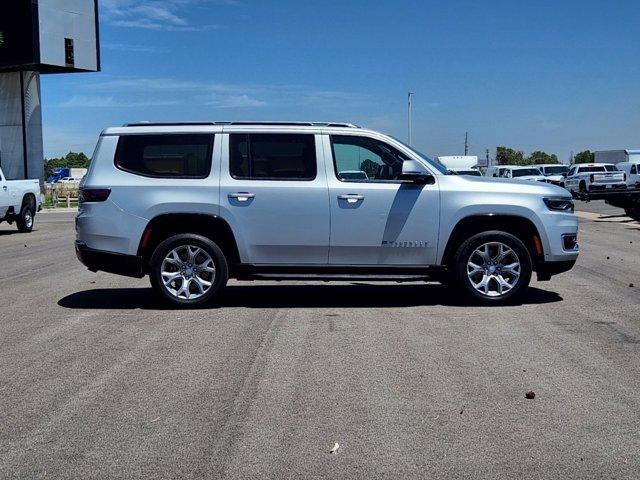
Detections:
[573, 150, 595, 164]
[496, 146, 526, 165]
[359, 159, 380, 179]
[527, 151, 559, 165]
[44, 152, 90, 178]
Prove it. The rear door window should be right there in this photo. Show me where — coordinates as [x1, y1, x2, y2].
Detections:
[578, 166, 605, 173]
[115, 134, 214, 178]
[229, 134, 316, 180]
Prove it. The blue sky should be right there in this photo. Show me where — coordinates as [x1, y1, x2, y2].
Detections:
[42, 0, 640, 162]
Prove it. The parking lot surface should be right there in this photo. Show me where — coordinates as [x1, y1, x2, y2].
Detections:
[1, 204, 639, 479]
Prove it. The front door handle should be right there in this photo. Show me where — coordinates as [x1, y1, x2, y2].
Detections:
[338, 194, 364, 204]
[228, 192, 255, 202]
[2, 186, 7, 191]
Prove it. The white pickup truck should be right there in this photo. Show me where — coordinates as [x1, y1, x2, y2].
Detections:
[564, 163, 627, 193]
[0, 166, 43, 232]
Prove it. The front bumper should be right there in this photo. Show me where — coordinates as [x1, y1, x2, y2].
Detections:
[75, 241, 144, 278]
[536, 259, 576, 281]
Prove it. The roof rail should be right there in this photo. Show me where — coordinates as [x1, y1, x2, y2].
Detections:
[123, 121, 361, 128]
[123, 121, 218, 127]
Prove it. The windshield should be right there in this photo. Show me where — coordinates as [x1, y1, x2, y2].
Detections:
[512, 168, 542, 177]
[391, 137, 449, 174]
[543, 166, 568, 175]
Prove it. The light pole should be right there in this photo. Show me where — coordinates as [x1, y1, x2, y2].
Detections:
[407, 91, 414, 146]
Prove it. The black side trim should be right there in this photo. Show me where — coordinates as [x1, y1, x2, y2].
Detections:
[536, 260, 576, 281]
[75, 241, 144, 278]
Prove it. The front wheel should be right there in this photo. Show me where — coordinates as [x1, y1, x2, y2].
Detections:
[149, 234, 228, 307]
[578, 181, 587, 193]
[452, 231, 532, 305]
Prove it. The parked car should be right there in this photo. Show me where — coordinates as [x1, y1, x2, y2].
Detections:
[564, 163, 626, 193]
[338, 170, 369, 180]
[450, 169, 482, 176]
[75, 121, 579, 306]
[498, 166, 547, 182]
[58, 176, 83, 184]
[484, 166, 506, 178]
[615, 162, 640, 188]
[0, 166, 43, 232]
[538, 164, 569, 187]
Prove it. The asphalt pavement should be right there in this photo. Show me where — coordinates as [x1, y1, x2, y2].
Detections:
[1, 203, 639, 479]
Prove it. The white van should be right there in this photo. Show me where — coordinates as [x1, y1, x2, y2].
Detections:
[616, 162, 640, 188]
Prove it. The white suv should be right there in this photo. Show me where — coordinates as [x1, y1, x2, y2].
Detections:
[496, 166, 547, 183]
[75, 122, 579, 306]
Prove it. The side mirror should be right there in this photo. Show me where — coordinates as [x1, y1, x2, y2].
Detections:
[400, 159, 434, 184]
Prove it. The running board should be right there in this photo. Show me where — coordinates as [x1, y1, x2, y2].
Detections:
[240, 273, 434, 282]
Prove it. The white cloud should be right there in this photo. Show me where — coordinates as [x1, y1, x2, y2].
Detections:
[101, 0, 229, 31]
[82, 76, 369, 105]
[102, 43, 165, 53]
[58, 95, 180, 108]
[86, 77, 238, 93]
[206, 94, 267, 108]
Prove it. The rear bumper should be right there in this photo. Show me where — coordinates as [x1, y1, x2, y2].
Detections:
[75, 241, 144, 278]
[589, 183, 627, 191]
[536, 259, 576, 281]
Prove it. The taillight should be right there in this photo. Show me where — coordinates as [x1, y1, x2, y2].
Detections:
[590, 174, 594, 182]
[79, 188, 111, 203]
[623, 173, 627, 181]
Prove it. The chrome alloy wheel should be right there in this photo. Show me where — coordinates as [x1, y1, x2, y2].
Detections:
[161, 245, 216, 301]
[24, 211, 33, 229]
[466, 242, 521, 297]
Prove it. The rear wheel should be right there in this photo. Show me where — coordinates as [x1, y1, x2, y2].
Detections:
[452, 231, 532, 305]
[16, 203, 34, 232]
[624, 206, 640, 221]
[149, 234, 228, 307]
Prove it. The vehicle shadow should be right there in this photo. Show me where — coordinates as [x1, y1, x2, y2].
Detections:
[58, 284, 562, 310]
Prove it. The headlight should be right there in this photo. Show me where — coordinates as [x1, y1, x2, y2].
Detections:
[543, 197, 574, 213]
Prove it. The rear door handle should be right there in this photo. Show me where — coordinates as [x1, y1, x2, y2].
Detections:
[228, 192, 255, 202]
[338, 194, 364, 204]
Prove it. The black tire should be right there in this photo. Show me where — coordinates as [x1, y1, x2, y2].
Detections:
[579, 181, 587, 193]
[624, 206, 640, 221]
[451, 230, 532, 305]
[16, 203, 35, 232]
[149, 234, 228, 307]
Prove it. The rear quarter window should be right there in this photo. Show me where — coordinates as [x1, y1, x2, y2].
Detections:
[114, 134, 214, 178]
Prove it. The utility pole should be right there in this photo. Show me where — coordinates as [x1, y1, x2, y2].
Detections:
[407, 91, 414, 146]
[464, 131, 469, 155]
[486, 148, 490, 167]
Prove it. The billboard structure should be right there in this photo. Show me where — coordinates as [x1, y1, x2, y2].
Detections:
[0, 0, 100, 181]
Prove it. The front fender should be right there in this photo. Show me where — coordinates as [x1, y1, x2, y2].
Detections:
[437, 202, 549, 264]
